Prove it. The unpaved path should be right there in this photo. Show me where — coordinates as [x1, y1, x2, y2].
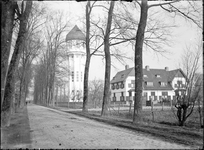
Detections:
[27, 104, 193, 149]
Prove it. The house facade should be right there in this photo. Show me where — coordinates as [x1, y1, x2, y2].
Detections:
[110, 65, 187, 106]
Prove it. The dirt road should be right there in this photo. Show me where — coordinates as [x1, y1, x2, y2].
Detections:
[27, 104, 192, 149]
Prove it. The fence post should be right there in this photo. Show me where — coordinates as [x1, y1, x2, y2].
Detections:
[118, 102, 120, 114]
[129, 100, 132, 114]
[151, 101, 154, 122]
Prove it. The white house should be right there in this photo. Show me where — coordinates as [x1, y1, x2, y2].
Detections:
[110, 65, 187, 106]
[65, 25, 86, 102]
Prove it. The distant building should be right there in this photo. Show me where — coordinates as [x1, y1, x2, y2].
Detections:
[110, 65, 187, 106]
[66, 25, 86, 102]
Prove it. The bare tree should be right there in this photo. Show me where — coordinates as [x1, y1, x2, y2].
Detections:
[173, 43, 202, 126]
[1, 1, 33, 127]
[82, 1, 92, 112]
[16, 2, 45, 109]
[33, 10, 70, 106]
[81, 2, 136, 113]
[131, 0, 202, 123]
[193, 74, 203, 128]
[101, 1, 115, 116]
[89, 79, 104, 108]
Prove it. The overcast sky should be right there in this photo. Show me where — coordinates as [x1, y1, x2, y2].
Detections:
[46, 1, 202, 80]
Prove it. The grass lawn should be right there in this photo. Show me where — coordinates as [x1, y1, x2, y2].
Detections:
[63, 107, 203, 149]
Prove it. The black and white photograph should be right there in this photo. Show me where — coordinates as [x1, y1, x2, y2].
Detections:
[1, 0, 203, 149]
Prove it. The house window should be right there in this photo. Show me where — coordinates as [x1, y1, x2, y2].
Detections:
[143, 75, 148, 78]
[131, 80, 135, 84]
[116, 84, 119, 89]
[151, 92, 155, 96]
[113, 93, 116, 101]
[128, 83, 131, 88]
[120, 82, 124, 89]
[71, 71, 74, 82]
[161, 82, 166, 86]
[177, 81, 183, 88]
[120, 92, 124, 101]
[159, 82, 166, 87]
[129, 91, 132, 96]
[112, 84, 115, 90]
[121, 74, 124, 78]
[155, 74, 161, 78]
[162, 92, 168, 96]
[146, 82, 153, 86]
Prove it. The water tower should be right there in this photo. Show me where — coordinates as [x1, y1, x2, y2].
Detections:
[66, 25, 86, 102]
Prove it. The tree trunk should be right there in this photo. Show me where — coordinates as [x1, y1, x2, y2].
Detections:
[1, 1, 33, 127]
[133, 0, 148, 123]
[83, 1, 91, 113]
[1, 1, 16, 108]
[56, 86, 58, 106]
[101, 1, 115, 116]
[52, 79, 55, 107]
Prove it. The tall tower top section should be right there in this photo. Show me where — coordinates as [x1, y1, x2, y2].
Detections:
[66, 25, 86, 42]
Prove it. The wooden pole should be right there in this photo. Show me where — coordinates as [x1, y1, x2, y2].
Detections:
[151, 100, 154, 122]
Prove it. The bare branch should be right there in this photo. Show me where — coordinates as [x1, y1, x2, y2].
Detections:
[148, 1, 179, 9]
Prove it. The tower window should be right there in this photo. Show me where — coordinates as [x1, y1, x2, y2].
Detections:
[68, 41, 72, 48]
[71, 71, 74, 82]
[77, 71, 79, 82]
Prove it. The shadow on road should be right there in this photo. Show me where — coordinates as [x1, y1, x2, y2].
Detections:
[1, 106, 32, 149]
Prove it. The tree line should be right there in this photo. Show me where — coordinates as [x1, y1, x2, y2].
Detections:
[1, 0, 202, 128]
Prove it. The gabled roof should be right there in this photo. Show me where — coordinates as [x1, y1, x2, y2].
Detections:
[168, 69, 188, 81]
[111, 67, 187, 91]
[66, 25, 86, 41]
[110, 68, 133, 83]
[143, 68, 173, 90]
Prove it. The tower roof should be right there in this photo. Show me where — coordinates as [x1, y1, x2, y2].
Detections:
[66, 25, 86, 41]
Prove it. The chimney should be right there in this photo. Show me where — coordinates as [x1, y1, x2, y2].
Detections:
[145, 65, 149, 71]
[125, 65, 129, 70]
[165, 67, 169, 71]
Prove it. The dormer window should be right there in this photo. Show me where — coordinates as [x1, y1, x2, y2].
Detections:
[121, 74, 124, 78]
[143, 75, 148, 78]
[159, 82, 166, 87]
[112, 84, 115, 90]
[120, 82, 124, 89]
[155, 74, 161, 78]
[145, 82, 153, 86]
[116, 83, 119, 89]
